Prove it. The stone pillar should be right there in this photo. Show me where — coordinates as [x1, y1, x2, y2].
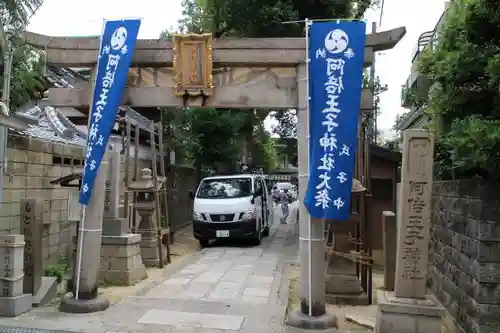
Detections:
[21, 199, 57, 307]
[99, 149, 147, 285]
[375, 129, 444, 333]
[102, 148, 128, 236]
[382, 211, 396, 291]
[60, 153, 110, 313]
[20, 199, 43, 295]
[286, 64, 336, 329]
[0, 235, 32, 316]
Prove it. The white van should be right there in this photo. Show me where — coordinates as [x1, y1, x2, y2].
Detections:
[190, 174, 271, 247]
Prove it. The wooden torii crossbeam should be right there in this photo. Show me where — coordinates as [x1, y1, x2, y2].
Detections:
[24, 28, 406, 110]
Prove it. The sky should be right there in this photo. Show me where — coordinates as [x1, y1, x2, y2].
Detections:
[27, 0, 448, 139]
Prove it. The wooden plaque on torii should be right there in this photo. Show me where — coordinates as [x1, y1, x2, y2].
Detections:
[172, 33, 214, 102]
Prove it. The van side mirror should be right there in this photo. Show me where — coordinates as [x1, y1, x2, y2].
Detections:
[188, 190, 194, 199]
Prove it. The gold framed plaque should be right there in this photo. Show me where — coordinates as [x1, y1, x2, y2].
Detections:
[172, 33, 214, 97]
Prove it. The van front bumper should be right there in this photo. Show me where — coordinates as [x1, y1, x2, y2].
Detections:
[193, 219, 257, 240]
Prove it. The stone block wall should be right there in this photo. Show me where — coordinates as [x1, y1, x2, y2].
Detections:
[2, 135, 82, 265]
[429, 179, 500, 333]
[166, 165, 197, 232]
[0, 135, 152, 265]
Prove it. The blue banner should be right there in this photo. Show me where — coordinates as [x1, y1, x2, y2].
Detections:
[304, 21, 366, 220]
[79, 19, 141, 205]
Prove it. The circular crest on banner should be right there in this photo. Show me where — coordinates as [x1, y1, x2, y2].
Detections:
[324, 29, 349, 54]
[111, 26, 128, 50]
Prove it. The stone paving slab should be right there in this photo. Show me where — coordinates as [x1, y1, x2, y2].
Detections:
[138, 309, 245, 330]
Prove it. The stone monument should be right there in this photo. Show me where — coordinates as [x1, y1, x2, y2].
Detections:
[21, 199, 43, 295]
[0, 235, 32, 316]
[375, 129, 444, 333]
[100, 149, 146, 285]
[20, 198, 57, 307]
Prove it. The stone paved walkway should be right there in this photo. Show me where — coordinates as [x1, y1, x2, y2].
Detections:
[0, 202, 367, 332]
[0, 204, 311, 333]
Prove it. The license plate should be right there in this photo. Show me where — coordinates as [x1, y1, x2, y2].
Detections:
[216, 230, 230, 237]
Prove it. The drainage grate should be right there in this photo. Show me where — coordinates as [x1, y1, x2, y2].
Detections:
[0, 327, 78, 333]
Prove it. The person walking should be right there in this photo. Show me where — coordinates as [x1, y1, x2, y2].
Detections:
[280, 189, 291, 224]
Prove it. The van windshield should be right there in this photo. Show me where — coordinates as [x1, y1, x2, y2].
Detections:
[196, 178, 252, 199]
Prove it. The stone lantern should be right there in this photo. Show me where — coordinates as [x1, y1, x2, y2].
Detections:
[128, 168, 165, 267]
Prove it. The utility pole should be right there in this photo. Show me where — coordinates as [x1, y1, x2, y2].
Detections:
[368, 22, 377, 144]
[0, 24, 12, 202]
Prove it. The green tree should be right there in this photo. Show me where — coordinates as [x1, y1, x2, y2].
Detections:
[183, 0, 375, 38]
[164, 107, 246, 179]
[418, 0, 500, 179]
[5, 38, 45, 112]
[250, 125, 278, 172]
[0, 0, 45, 112]
[0, 0, 44, 30]
[271, 109, 296, 139]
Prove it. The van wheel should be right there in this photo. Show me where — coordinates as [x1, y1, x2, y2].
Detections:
[251, 222, 262, 246]
[199, 239, 209, 247]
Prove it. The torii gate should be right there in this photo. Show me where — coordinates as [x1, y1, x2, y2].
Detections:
[23, 27, 405, 326]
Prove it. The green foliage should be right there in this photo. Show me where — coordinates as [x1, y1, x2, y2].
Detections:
[251, 125, 278, 172]
[0, 0, 44, 31]
[271, 109, 296, 139]
[182, 0, 376, 38]
[4, 38, 45, 112]
[164, 107, 246, 174]
[418, 0, 500, 179]
[43, 252, 69, 284]
[438, 116, 500, 179]
[0, 0, 46, 113]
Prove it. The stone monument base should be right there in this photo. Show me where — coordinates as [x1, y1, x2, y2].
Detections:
[32, 276, 58, 307]
[0, 293, 32, 317]
[286, 307, 338, 329]
[59, 293, 109, 313]
[140, 234, 166, 268]
[325, 274, 369, 305]
[375, 290, 444, 333]
[100, 234, 147, 285]
[102, 217, 129, 236]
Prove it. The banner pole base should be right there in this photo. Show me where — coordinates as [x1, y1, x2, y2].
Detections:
[286, 307, 337, 329]
[59, 294, 110, 314]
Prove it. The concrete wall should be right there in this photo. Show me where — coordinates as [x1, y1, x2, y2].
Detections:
[428, 180, 500, 333]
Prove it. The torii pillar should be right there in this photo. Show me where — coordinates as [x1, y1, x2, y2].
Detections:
[287, 28, 406, 329]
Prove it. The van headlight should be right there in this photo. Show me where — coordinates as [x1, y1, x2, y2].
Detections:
[241, 210, 255, 221]
[193, 212, 204, 221]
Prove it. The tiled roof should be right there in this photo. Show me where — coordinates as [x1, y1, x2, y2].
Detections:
[8, 66, 153, 148]
[11, 105, 87, 147]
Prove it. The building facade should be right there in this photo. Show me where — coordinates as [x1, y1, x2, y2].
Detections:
[395, 3, 450, 139]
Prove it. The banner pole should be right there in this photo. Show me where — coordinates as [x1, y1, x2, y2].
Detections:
[304, 17, 313, 318]
[74, 18, 106, 301]
[74, 206, 86, 300]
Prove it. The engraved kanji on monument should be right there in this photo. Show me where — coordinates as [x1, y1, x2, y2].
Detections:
[0, 235, 25, 298]
[394, 130, 434, 299]
[21, 198, 43, 295]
